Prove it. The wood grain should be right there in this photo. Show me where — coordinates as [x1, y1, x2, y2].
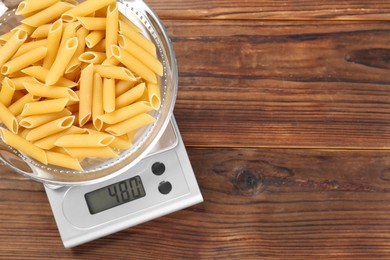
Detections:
[165, 20, 390, 149]
[1, 149, 390, 258]
[147, 0, 390, 20]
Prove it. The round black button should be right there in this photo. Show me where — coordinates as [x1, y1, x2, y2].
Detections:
[158, 181, 172, 195]
[152, 162, 165, 176]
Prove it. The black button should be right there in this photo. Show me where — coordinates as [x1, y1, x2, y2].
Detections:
[158, 181, 172, 195]
[152, 162, 165, 176]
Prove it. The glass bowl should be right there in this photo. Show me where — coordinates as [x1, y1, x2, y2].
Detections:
[0, 0, 178, 186]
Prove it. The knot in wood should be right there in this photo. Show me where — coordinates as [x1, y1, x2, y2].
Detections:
[234, 169, 264, 196]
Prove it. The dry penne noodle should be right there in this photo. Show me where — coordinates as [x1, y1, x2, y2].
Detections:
[78, 63, 94, 126]
[0, 78, 16, 107]
[87, 39, 106, 52]
[46, 37, 79, 85]
[0, 31, 14, 45]
[13, 39, 48, 58]
[0, 30, 28, 68]
[102, 56, 120, 66]
[106, 3, 119, 58]
[64, 146, 118, 159]
[1, 46, 47, 75]
[22, 66, 77, 88]
[61, 0, 116, 22]
[94, 65, 136, 81]
[116, 82, 146, 109]
[79, 51, 107, 64]
[119, 13, 142, 33]
[16, 0, 60, 15]
[105, 113, 156, 136]
[109, 135, 133, 150]
[0, 127, 47, 164]
[85, 30, 105, 48]
[30, 24, 52, 39]
[77, 17, 106, 30]
[111, 45, 157, 84]
[46, 150, 83, 171]
[8, 93, 39, 116]
[23, 82, 79, 101]
[19, 109, 72, 129]
[97, 101, 153, 125]
[66, 27, 89, 73]
[21, 2, 75, 27]
[92, 73, 104, 130]
[115, 80, 138, 96]
[25, 115, 75, 142]
[55, 133, 115, 147]
[147, 82, 162, 110]
[0, 102, 19, 134]
[118, 20, 156, 56]
[103, 78, 116, 113]
[42, 19, 63, 69]
[34, 126, 87, 150]
[118, 34, 163, 76]
[21, 98, 69, 117]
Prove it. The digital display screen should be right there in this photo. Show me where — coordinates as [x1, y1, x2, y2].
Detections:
[85, 176, 146, 215]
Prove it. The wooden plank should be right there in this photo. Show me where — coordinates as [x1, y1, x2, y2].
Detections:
[147, 0, 390, 20]
[1, 148, 390, 258]
[164, 20, 390, 149]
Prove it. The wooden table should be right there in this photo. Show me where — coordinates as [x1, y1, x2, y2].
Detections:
[1, 0, 390, 258]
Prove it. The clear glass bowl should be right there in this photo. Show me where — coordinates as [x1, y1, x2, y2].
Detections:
[0, 0, 178, 186]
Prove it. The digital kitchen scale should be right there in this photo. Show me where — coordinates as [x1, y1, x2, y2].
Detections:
[44, 117, 203, 248]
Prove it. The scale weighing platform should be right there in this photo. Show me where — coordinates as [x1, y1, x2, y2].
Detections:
[44, 117, 203, 248]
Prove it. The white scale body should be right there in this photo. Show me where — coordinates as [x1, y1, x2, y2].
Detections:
[44, 117, 203, 248]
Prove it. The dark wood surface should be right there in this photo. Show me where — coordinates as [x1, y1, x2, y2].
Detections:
[1, 0, 390, 259]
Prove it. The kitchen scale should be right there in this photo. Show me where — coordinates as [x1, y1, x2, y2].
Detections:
[0, 0, 203, 248]
[44, 116, 203, 248]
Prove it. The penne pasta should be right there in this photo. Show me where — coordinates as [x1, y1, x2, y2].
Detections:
[77, 17, 106, 30]
[0, 30, 28, 69]
[16, 0, 60, 15]
[10, 76, 36, 90]
[116, 82, 146, 109]
[25, 115, 75, 142]
[146, 82, 162, 110]
[30, 24, 52, 39]
[19, 109, 72, 129]
[97, 101, 153, 125]
[8, 93, 39, 116]
[42, 19, 63, 69]
[21, 2, 75, 27]
[61, 0, 116, 22]
[105, 3, 119, 58]
[13, 39, 48, 58]
[92, 73, 104, 129]
[1, 46, 47, 75]
[94, 65, 136, 81]
[34, 126, 87, 150]
[118, 34, 163, 76]
[64, 147, 118, 158]
[118, 20, 156, 56]
[23, 82, 79, 101]
[21, 98, 69, 117]
[0, 77, 16, 107]
[111, 45, 157, 84]
[119, 13, 142, 33]
[66, 27, 89, 74]
[115, 80, 138, 97]
[0, 127, 47, 164]
[46, 37, 79, 85]
[109, 135, 133, 150]
[105, 113, 156, 136]
[85, 30, 105, 48]
[46, 150, 83, 171]
[55, 133, 115, 147]
[78, 63, 94, 126]
[22, 66, 77, 88]
[103, 78, 115, 113]
[79, 51, 107, 64]
[102, 56, 120, 66]
[0, 102, 19, 134]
